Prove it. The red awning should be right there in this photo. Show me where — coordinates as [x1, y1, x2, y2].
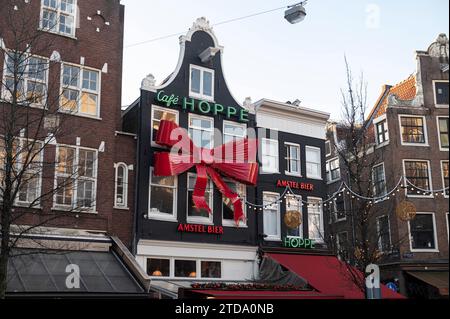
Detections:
[268, 253, 405, 299]
[188, 290, 345, 299]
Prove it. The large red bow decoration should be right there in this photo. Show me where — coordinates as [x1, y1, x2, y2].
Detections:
[154, 120, 259, 225]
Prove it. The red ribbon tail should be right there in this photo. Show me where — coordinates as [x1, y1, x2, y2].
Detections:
[193, 165, 212, 215]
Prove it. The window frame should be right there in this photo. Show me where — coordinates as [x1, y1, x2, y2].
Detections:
[441, 160, 449, 199]
[189, 64, 215, 101]
[402, 159, 434, 198]
[332, 191, 347, 222]
[188, 113, 214, 149]
[376, 215, 392, 252]
[372, 162, 387, 201]
[307, 196, 324, 243]
[284, 142, 301, 177]
[52, 143, 98, 213]
[222, 120, 247, 145]
[305, 146, 322, 180]
[186, 172, 213, 225]
[221, 178, 247, 228]
[151, 105, 179, 148]
[326, 157, 341, 184]
[437, 116, 449, 152]
[114, 162, 129, 209]
[325, 140, 332, 157]
[408, 212, 439, 253]
[263, 192, 281, 241]
[398, 115, 429, 147]
[433, 80, 449, 108]
[374, 115, 390, 147]
[261, 138, 279, 174]
[148, 167, 178, 222]
[285, 194, 303, 237]
[146, 257, 223, 280]
[60, 62, 102, 119]
[39, 0, 78, 39]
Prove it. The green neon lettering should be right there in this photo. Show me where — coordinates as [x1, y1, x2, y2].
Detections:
[213, 104, 224, 115]
[198, 100, 211, 114]
[183, 97, 195, 111]
[240, 109, 249, 122]
[227, 107, 237, 119]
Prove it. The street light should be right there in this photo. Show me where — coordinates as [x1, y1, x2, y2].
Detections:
[285, 1, 308, 24]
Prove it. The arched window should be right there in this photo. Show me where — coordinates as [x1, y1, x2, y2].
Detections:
[114, 163, 128, 208]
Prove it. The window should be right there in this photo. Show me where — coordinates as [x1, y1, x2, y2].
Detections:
[189, 65, 214, 100]
[263, 193, 281, 241]
[201, 261, 221, 279]
[54, 145, 97, 211]
[147, 258, 170, 277]
[438, 117, 449, 150]
[261, 139, 279, 173]
[326, 157, 340, 183]
[175, 260, 197, 278]
[151, 106, 178, 146]
[308, 198, 324, 242]
[336, 232, 349, 261]
[325, 141, 331, 157]
[404, 160, 432, 197]
[375, 119, 389, 145]
[61, 64, 101, 117]
[377, 215, 391, 252]
[409, 213, 438, 251]
[434, 81, 449, 106]
[400, 116, 427, 145]
[372, 163, 387, 198]
[187, 173, 213, 224]
[2, 52, 48, 106]
[149, 168, 177, 221]
[223, 121, 246, 144]
[222, 180, 246, 227]
[188, 115, 214, 149]
[442, 161, 449, 198]
[114, 163, 128, 209]
[40, 0, 77, 37]
[285, 143, 301, 176]
[306, 146, 321, 179]
[285, 195, 302, 237]
[332, 191, 346, 222]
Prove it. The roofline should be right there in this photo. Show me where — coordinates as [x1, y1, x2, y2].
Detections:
[122, 97, 140, 117]
[365, 85, 392, 128]
[253, 99, 330, 122]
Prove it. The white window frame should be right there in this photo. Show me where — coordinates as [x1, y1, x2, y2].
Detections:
[188, 113, 214, 149]
[189, 64, 215, 101]
[187, 172, 213, 225]
[151, 105, 179, 148]
[326, 157, 341, 184]
[305, 146, 322, 180]
[223, 120, 247, 144]
[261, 138, 279, 174]
[402, 159, 434, 198]
[372, 162, 387, 201]
[376, 215, 392, 252]
[263, 192, 281, 241]
[148, 167, 178, 222]
[284, 142, 301, 177]
[114, 162, 129, 209]
[325, 140, 332, 157]
[1, 51, 49, 108]
[60, 62, 102, 119]
[146, 257, 223, 280]
[52, 144, 98, 213]
[332, 191, 347, 222]
[285, 194, 303, 237]
[408, 212, 439, 253]
[146, 257, 171, 278]
[374, 114, 390, 147]
[398, 115, 429, 147]
[221, 179, 247, 228]
[39, 0, 78, 38]
[437, 116, 449, 152]
[441, 160, 449, 199]
[433, 80, 449, 108]
[307, 196, 324, 243]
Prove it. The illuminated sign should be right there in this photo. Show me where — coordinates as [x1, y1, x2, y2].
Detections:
[276, 180, 314, 191]
[156, 91, 249, 122]
[283, 236, 315, 249]
[177, 223, 224, 235]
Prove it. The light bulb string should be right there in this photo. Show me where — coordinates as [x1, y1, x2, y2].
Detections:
[405, 178, 449, 193]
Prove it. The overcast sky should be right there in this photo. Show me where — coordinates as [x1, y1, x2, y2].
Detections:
[121, 0, 449, 120]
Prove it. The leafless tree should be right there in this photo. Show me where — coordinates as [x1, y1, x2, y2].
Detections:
[0, 1, 99, 299]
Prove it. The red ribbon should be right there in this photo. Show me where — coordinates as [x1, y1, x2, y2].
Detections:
[153, 120, 258, 225]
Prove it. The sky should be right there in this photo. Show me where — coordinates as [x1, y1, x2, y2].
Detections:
[121, 0, 449, 120]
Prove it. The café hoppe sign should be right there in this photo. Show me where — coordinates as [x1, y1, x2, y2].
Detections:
[156, 91, 250, 122]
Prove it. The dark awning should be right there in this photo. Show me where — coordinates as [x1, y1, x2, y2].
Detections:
[7, 249, 146, 297]
[185, 290, 345, 299]
[268, 253, 405, 299]
[407, 271, 449, 296]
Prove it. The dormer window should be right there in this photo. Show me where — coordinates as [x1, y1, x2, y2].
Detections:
[189, 65, 214, 101]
